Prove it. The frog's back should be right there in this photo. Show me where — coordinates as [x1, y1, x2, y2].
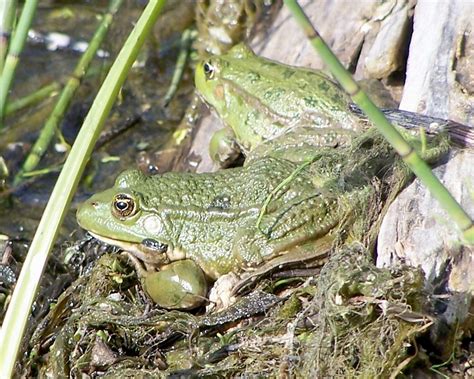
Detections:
[117, 157, 302, 211]
[219, 45, 358, 129]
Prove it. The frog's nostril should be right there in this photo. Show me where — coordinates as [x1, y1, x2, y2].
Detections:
[91, 201, 98, 207]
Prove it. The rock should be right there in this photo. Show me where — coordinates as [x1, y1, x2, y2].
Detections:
[363, 0, 414, 79]
[399, 0, 474, 124]
[251, 0, 413, 82]
[377, 0, 474, 297]
[377, 150, 474, 295]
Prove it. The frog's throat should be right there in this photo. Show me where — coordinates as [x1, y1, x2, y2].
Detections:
[88, 231, 185, 265]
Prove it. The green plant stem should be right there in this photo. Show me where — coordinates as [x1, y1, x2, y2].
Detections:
[0, 0, 17, 74]
[163, 28, 194, 106]
[284, 0, 474, 243]
[4, 81, 60, 116]
[14, 0, 123, 185]
[0, 0, 167, 375]
[0, 0, 38, 127]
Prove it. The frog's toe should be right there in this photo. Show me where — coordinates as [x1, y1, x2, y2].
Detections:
[209, 128, 242, 167]
[206, 272, 240, 312]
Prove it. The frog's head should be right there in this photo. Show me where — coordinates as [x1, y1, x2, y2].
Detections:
[195, 43, 256, 116]
[195, 56, 227, 116]
[77, 170, 180, 265]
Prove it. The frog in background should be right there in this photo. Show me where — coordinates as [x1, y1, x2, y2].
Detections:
[77, 44, 449, 310]
[195, 43, 363, 165]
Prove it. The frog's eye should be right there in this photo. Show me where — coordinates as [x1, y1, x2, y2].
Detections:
[203, 61, 216, 80]
[112, 193, 138, 219]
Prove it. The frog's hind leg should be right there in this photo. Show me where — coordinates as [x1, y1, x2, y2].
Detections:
[232, 191, 341, 269]
[246, 127, 357, 164]
[232, 235, 334, 295]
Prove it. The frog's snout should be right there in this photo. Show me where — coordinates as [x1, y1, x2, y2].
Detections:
[76, 197, 100, 230]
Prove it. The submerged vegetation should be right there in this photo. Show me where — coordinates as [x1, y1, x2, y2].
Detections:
[0, 0, 472, 377]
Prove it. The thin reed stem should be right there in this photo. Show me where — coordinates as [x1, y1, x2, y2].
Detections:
[163, 28, 194, 106]
[14, 0, 123, 185]
[5, 81, 60, 116]
[0, 0, 38, 127]
[0, 0, 17, 74]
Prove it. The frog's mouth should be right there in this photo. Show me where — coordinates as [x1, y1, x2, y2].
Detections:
[88, 231, 175, 265]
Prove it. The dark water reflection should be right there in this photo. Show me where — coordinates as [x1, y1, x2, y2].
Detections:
[0, 1, 196, 243]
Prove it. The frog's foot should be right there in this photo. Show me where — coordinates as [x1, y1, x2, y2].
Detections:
[209, 128, 242, 167]
[414, 129, 451, 163]
[206, 272, 240, 312]
[125, 253, 208, 310]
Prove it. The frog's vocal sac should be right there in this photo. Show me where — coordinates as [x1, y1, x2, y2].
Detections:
[77, 44, 449, 310]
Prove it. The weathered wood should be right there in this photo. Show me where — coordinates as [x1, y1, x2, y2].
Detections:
[189, 110, 221, 173]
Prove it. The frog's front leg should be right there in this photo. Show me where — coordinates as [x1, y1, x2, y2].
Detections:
[126, 253, 208, 309]
[209, 128, 242, 167]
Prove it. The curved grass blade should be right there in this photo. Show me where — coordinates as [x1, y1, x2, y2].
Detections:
[284, 0, 474, 243]
[0, 0, 167, 375]
[163, 28, 194, 107]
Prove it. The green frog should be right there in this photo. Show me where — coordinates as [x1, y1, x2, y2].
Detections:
[194, 43, 362, 165]
[77, 44, 449, 310]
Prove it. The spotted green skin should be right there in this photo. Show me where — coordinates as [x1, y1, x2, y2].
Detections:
[77, 130, 431, 309]
[77, 156, 341, 280]
[77, 45, 449, 309]
[195, 43, 361, 163]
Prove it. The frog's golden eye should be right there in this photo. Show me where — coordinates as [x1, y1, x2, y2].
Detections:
[112, 193, 137, 219]
[203, 61, 216, 80]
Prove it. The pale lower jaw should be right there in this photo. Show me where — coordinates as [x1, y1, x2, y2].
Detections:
[87, 231, 162, 264]
[87, 231, 186, 265]
[88, 231, 136, 251]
